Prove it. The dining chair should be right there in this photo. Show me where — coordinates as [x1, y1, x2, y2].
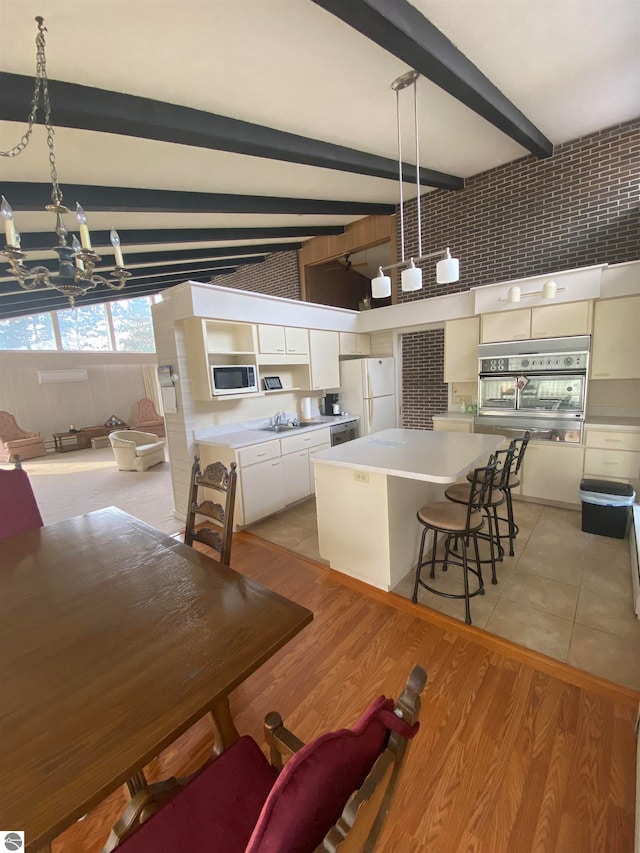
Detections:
[184, 456, 237, 566]
[0, 462, 44, 539]
[412, 456, 498, 625]
[102, 665, 427, 853]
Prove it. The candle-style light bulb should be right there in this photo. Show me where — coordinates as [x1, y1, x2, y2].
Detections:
[110, 228, 124, 267]
[72, 235, 85, 271]
[1, 196, 18, 248]
[75, 202, 92, 250]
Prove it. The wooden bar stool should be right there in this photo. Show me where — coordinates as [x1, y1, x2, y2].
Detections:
[444, 442, 516, 584]
[412, 456, 497, 625]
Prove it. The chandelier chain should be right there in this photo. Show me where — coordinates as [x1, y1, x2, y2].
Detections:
[0, 17, 63, 206]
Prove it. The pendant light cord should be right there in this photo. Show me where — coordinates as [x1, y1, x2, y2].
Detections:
[395, 86, 405, 264]
[413, 77, 422, 259]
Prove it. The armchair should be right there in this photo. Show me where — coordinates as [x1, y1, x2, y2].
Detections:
[134, 398, 165, 437]
[109, 430, 165, 472]
[0, 411, 47, 463]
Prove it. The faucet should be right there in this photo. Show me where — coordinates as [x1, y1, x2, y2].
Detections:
[273, 410, 287, 426]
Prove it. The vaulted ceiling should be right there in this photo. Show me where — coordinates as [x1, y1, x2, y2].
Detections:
[0, 0, 638, 319]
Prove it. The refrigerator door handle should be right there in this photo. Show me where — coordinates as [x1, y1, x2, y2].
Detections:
[368, 396, 374, 428]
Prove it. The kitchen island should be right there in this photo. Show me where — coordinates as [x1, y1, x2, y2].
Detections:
[312, 428, 502, 591]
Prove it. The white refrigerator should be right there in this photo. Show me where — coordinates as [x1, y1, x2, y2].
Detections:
[339, 357, 396, 435]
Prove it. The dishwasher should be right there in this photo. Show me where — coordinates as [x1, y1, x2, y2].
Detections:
[330, 421, 358, 446]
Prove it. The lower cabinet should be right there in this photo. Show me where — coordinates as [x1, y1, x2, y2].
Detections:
[520, 443, 584, 505]
[240, 457, 285, 525]
[309, 442, 331, 494]
[583, 428, 640, 485]
[282, 449, 311, 505]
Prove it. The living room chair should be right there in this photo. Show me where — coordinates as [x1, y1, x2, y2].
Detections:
[0, 410, 47, 463]
[109, 430, 165, 472]
[134, 397, 166, 437]
[0, 461, 44, 539]
[102, 664, 427, 853]
[184, 456, 237, 566]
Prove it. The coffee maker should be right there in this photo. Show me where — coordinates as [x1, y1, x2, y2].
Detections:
[324, 392, 340, 416]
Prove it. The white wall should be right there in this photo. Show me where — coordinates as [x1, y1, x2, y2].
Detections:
[0, 351, 158, 443]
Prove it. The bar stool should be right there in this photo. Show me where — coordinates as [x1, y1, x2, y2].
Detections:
[465, 431, 530, 557]
[412, 456, 497, 625]
[444, 442, 516, 584]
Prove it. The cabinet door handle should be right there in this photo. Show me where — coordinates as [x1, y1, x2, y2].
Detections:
[604, 438, 622, 443]
[257, 452, 266, 457]
[592, 372, 610, 377]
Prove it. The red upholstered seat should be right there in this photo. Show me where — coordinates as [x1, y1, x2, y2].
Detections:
[110, 693, 419, 853]
[0, 467, 44, 539]
[113, 736, 278, 853]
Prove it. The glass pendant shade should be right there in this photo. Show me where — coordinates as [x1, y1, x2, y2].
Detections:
[508, 285, 521, 303]
[401, 259, 422, 292]
[371, 267, 391, 299]
[436, 248, 460, 284]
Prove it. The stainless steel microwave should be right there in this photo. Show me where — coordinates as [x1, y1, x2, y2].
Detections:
[211, 364, 257, 395]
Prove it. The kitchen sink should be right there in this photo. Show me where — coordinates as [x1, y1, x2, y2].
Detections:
[259, 423, 315, 433]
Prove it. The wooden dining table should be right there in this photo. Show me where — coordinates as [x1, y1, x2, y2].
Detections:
[0, 507, 313, 853]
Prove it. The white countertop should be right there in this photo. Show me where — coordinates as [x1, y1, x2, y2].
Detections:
[583, 416, 640, 431]
[196, 415, 359, 449]
[312, 428, 502, 484]
[432, 411, 475, 421]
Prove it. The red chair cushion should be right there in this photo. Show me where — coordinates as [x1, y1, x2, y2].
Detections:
[0, 468, 43, 539]
[116, 736, 278, 853]
[245, 695, 394, 853]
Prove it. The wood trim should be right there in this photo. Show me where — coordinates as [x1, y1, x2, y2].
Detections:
[237, 531, 640, 709]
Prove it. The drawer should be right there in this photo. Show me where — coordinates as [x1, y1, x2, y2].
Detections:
[584, 448, 640, 481]
[280, 427, 331, 454]
[585, 430, 640, 452]
[237, 440, 281, 467]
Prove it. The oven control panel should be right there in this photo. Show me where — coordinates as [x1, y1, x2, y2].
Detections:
[480, 352, 588, 373]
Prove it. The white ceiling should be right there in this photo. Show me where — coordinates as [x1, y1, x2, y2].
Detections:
[0, 0, 638, 310]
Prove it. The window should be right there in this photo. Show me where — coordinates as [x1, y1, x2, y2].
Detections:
[0, 313, 56, 350]
[110, 296, 155, 352]
[58, 303, 111, 351]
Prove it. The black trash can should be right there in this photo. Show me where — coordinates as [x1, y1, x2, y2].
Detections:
[578, 478, 636, 539]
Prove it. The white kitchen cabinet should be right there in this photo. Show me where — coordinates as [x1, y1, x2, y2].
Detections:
[258, 325, 309, 356]
[444, 317, 480, 382]
[480, 301, 592, 343]
[584, 428, 640, 484]
[309, 329, 340, 390]
[240, 457, 285, 525]
[530, 301, 592, 339]
[591, 296, 640, 379]
[432, 417, 473, 433]
[309, 442, 331, 494]
[481, 309, 531, 343]
[520, 443, 584, 505]
[281, 449, 311, 505]
[339, 332, 371, 356]
[185, 318, 258, 401]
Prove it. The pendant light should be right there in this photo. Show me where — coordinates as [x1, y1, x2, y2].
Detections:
[371, 266, 391, 298]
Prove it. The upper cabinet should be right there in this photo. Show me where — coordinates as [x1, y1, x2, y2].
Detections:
[480, 301, 592, 343]
[258, 324, 308, 356]
[184, 318, 259, 401]
[339, 332, 371, 356]
[591, 296, 640, 379]
[444, 317, 480, 383]
[309, 330, 340, 390]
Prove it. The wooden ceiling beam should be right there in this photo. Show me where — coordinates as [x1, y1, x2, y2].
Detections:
[0, 72, 464, 189]
[311, 0, 553, 158]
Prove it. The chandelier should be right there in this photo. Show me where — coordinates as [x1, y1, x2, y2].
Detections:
[0, 17, 130, 307]
[371, 70, 460, 299]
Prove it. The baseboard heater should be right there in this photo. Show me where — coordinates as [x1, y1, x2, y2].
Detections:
[37, 369, 88, 384]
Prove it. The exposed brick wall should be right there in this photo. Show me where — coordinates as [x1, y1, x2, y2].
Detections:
[399, 119, 640, 428]
[401, 329, 447, 429]
[210, 250, 300, 300]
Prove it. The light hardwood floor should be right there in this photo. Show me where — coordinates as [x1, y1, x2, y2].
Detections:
[52, 533, 638, 853]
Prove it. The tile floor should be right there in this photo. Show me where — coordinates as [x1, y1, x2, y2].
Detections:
[246, 496, 640, 691]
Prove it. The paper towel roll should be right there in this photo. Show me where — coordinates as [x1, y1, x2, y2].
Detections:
[302, 397, 312, 420]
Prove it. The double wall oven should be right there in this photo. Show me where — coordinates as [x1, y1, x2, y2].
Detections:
[475, 335, 590, 443]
